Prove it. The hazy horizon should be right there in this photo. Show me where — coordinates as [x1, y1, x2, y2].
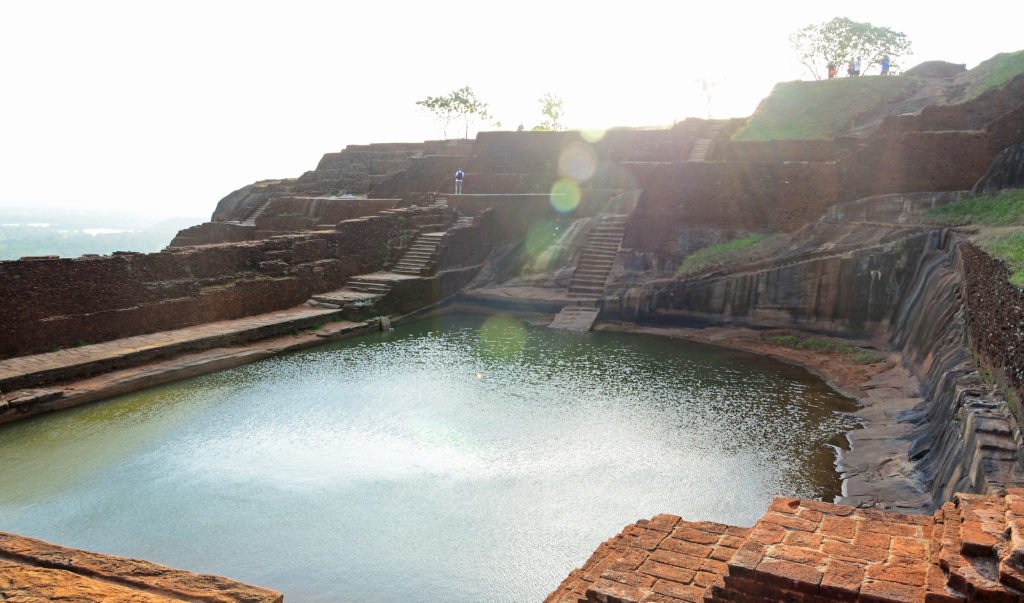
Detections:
[2, 1, 1022, 222]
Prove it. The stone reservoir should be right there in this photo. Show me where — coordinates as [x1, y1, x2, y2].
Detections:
[0, 314, 857, 601]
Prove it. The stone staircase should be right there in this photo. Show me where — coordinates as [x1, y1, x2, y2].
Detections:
[687, 122, 727, 162]
[240, 199, 273, 226]
[568, 215, 628, 299]
[392, 232, 446, 276]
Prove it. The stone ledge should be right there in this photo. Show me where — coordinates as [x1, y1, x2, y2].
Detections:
[0, 531, 281, 602]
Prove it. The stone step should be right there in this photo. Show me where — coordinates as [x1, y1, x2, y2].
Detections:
[347, 280, 392, 294]
[548, 306, 600, 331]
[569, 287, 604, 296]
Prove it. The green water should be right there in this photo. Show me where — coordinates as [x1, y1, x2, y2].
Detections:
[0, 313, 858, 602]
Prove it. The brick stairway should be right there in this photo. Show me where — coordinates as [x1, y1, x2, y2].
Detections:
[568, 215, 628, 300]
[548, 489, 1024, 602]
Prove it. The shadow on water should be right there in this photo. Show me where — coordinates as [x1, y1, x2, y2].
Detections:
[0, 313, 858, 602]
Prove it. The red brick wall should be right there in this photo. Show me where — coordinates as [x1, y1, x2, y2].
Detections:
[624, 162, 840, 253]
[0, 212, 420, 358]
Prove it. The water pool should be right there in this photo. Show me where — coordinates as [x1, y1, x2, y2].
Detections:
[0, 313, 858, 601]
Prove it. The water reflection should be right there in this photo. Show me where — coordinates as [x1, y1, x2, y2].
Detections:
[0, 314, 857, 602]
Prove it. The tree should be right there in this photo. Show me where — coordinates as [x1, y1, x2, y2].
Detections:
[695, 77, 720, 119]
[533, 93, 565, 131]
[790, 17, 912, 80]
[416, 86, 494, 139]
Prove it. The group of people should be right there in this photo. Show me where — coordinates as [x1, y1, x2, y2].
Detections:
[826, 55, 890, 79]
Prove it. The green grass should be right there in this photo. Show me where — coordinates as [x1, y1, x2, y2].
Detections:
[978, 232, 1024, 287]
[961, 50, 1024, 100]
[678, 234, 778, 276]
[734, 76, 921, 141]
[926, 189, 1024, 287]
[927, 189, 1024, 226]
[769, 334, 883, 364]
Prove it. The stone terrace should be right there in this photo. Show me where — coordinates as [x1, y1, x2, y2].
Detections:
[547, 489, 1024, 602]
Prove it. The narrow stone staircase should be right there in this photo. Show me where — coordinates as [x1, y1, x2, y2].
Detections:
[686, 122, 727, 162]
[568, 215, 628, 299]
[392, 232, 446, 276]
[241, 199, 273, 226]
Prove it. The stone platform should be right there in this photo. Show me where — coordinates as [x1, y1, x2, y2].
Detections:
[548, 489, 1024, 602]
[0, 531, 281, 602]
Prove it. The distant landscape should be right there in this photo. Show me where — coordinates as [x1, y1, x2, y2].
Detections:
[0, 207, 203, 260]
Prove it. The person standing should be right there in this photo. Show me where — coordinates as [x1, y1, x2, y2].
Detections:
[853, 57, 862, 77]
[454, 169, 465, 195]
[881, 55, 891, 75]
[847, 59, 855, 77]
[827, 61, 838, 79]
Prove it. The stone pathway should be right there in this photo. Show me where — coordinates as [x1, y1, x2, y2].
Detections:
[0, 306, 346, 392]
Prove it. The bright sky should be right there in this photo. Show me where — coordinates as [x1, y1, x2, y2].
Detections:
[1, 1, 1021, 220]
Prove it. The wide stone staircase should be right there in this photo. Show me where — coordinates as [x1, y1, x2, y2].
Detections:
[568, 215, 628, 299]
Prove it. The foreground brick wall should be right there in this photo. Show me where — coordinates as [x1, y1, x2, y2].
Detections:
[549, 490, 1024, 602]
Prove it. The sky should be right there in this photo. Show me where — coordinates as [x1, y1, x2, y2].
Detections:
[1, 1, 1022, 220]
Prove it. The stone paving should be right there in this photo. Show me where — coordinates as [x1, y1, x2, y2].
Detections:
[548, 489, 1024, 602]
[0, 531, 281, 602]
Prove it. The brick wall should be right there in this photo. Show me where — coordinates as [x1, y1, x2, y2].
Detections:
[0, 211, 422, 358]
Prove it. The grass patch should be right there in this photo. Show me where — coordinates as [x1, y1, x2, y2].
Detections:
[678, 234, 781, 276]
[926, 189, 1024, 287]
[769, 334, 883, 364]
[978, 232, 1024, 287]
[734, 76, 921, 141]
[927, 189, 1024, 226]
[960, 50, 1024, 100]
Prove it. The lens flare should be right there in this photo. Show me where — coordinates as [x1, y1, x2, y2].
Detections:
[580, 129, 607, 143]
[525, 220, 560, 256]
[478, 315, 527, 359]
[549, 179, 581, 213]
[558, 142, 597, 183]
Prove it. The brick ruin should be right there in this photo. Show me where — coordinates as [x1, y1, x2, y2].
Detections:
[1, 59, 1024, 601]
[547, 490, 1024, 603]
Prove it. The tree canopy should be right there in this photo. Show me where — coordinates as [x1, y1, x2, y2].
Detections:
[533, 93, 565, 131]
[790, 17, 912, 79]
[415, 86, 494, 139]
